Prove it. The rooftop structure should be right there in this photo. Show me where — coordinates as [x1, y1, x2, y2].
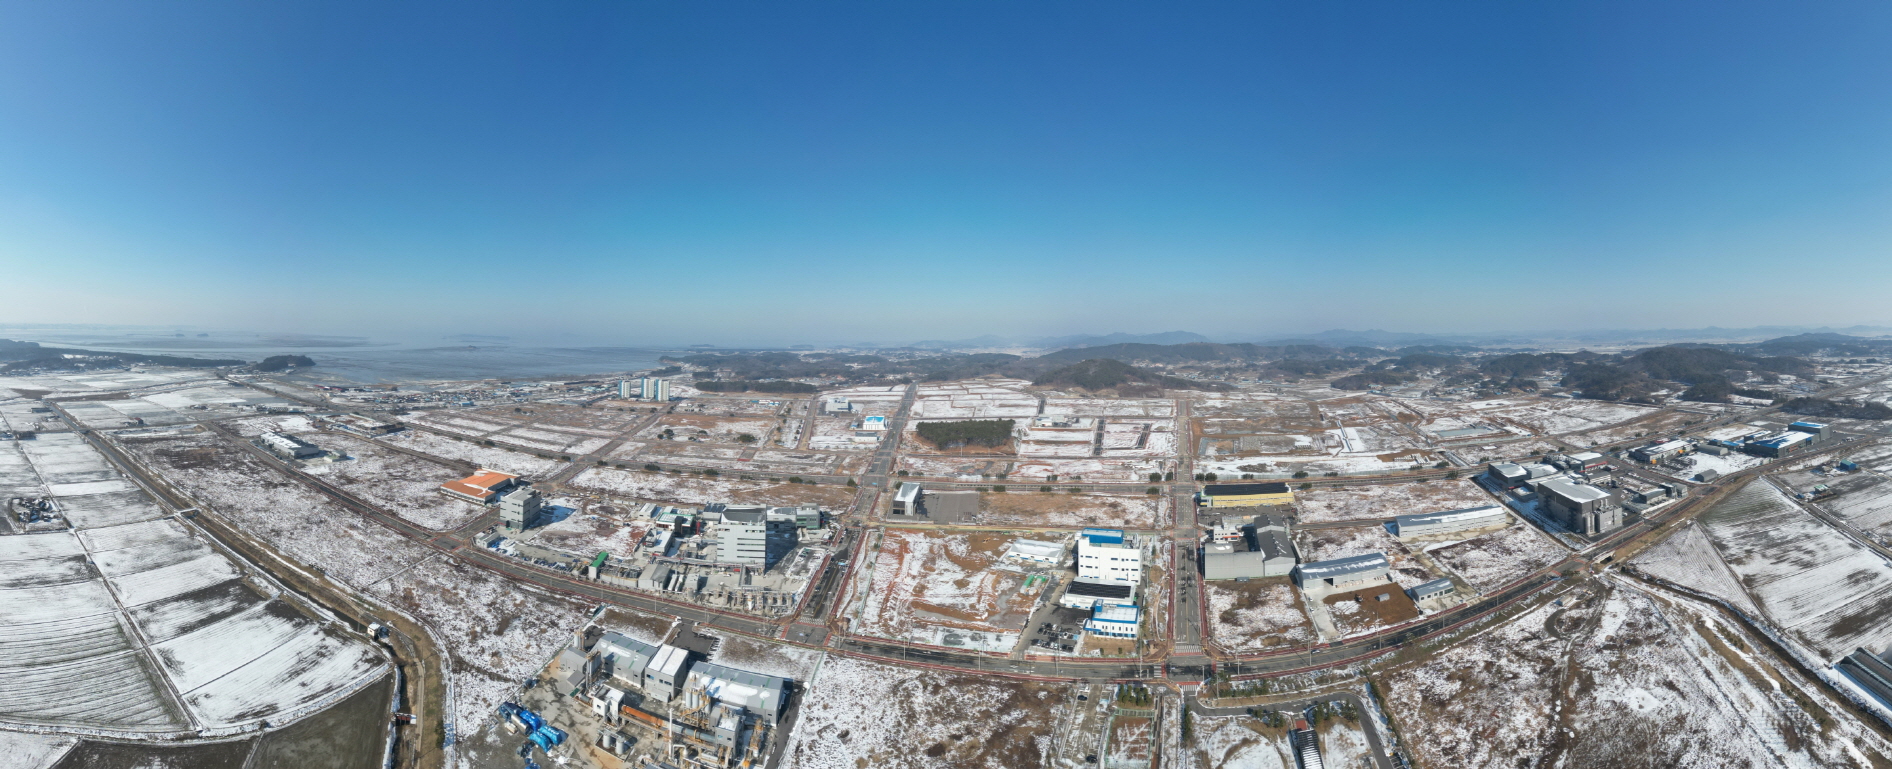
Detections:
[1001, 539, 1065, 566]
[1837, 647, 1892, 713]
[1750, 430, 1817, 457]
[717, 506, 795, 568]
[1393, 505, 1509, 539]
[1083, 600, 1140, 638]
[1631, 439, 1691, 464]
[1408, 578, 1456, 602]
[1197, 482, 1294, 509]
[644, 644, 691, 703]
[256, 431, 324, 461]
[439, 469, 519, 503]
[1294, 553, 1390, 588]
[683, 661, 791, 722]
[1076, 529, 1141, 587]
[858, 415, 887, 432]
[891, 482, 923, 515]
[499, 487, 545, 531]
[325, 413, 401, 436]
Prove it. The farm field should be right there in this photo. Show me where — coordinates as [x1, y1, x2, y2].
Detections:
[1294, 478, 1497, 525]
[1628, 521, 1761, 616]
[1485, 400, 1657, 437]
[1698, 479, 1892, 661]
[1202, 579, 1314, 652]
[778, 654, 1068, 769]
[1427, 523, 1567, 593]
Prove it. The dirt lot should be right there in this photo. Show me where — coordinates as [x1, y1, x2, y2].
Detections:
[852, 529, 1041, 650]
[566, 467, 856, 509]
[1323, 584, 1419, 636]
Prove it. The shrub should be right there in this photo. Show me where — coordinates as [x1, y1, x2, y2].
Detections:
[644, 463, 660, 472]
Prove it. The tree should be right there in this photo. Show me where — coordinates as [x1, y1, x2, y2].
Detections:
[788, 476, 803, 484]
[896, 470, 908, 476]
[1040, 486, 1053, 493]
[1147, 487, 1160, 495]
[1204, 472, 1218, 482]
[1292, 470, 1309, 479]
[644, 463, 660, 472]
[737, 433, 757, 444]
[846, 478, 857, 487]
[1149, 472, 1163, 484]
[991, 485, 1006, 493]
[1164, 471, 1175, 481]
[703, 469, 719, 477]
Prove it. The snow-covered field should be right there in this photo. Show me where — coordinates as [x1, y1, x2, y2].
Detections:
[1700, 479, 1892, 662]
[568, 467, 855, 509]
[1628, 521, 1761, 616]
[778, 654, 1068, 769]
[301, 434, 483, 531]
[117, 431, 435, 588]
[1428, 523, 1567, 593]
[1183, 716, 1288, 769]
[1652, 451, 1767, 481]
[1041, 398, 1175, 417]
[1203, 581, 1314, 652]
[1383, 582, 1889, 768]
[851, 530, 1036, 650]
[369, 556, 590, 736]
[976, 492, 1167, 529]
[1009, 458, 1162, 482]
[1, 452, 387, 736]
[378, 429, 562, 477]
[1294, 478, 1497, 524]
[1486, 400, 1656, 436]
[1824, 476, 1892, 537]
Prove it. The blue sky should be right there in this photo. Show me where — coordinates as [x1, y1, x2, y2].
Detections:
[2, 1, 1890, 346]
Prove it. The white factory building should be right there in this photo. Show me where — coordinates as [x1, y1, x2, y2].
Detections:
[1392, 505, 1509, 540]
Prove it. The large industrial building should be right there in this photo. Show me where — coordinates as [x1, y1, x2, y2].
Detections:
[1630, 439, 1692, 464]
[716, 507, 797, 568]
[1196, 482, 1295, 509]
[1294, 553, 1390, 589]
[582, 629, 792, 768]
[1202, 514, 1298, 580]
[1535, 477, 1623, 536]
[255, 431, 324, 461]
[1061, 528, 1142, 609]
[1747, 421, 1832, 458]
[439, 469, 521, 503]
[1393, 505, 1509, 540]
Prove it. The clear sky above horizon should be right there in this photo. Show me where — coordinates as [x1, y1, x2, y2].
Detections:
[3, 2, 1890, 346]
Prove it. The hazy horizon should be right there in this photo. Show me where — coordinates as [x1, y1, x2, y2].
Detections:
[5, 2, 1892, 341]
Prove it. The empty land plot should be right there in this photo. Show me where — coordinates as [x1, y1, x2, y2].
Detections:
[1383, 584, 1884, 769]
[1294, 479, 1496, 524]
[1105, 716, 1153, 765]
[852, 530, 1039, 649]
[116, 432, 434, 588]
[1324, 584, 1420, 636]
[1187, 715, 1291, 769]
[1700, 479, 1892, 661]
[529, 506, 649, 557]
[1040, 398, 1175, 417]
[1009, 458, 1160, 482]
[638, 414, 779, 444]
[1203, 579, 1314, 652]
[1573, 409, 1702, 446]
[402, 411, 515, 438]
[376, 429, 560, 476]
[1296, 526, 1433, 588]
[704, 633, 823, 681]
[1429, 524, 1567, 593]
[370, 556, 590, 736]
[895, 455, 1013, 479]
[568, 467, 855, 509]
[779, 654, 1068, 769]
[1448, 439, 1566, 463]
[299, 435, 480, 530]
[1487, 400, 1657, 436]
[809, 417, 878, 451]
[975, 492, 1167, 529]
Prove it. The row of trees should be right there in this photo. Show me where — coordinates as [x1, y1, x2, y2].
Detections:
[915, 419, 1015, 449]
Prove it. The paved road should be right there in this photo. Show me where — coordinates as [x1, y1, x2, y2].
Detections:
[1188, 690, 1393, 769]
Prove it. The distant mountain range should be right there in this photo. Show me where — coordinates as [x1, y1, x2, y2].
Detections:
[891, 325, 1892, 352]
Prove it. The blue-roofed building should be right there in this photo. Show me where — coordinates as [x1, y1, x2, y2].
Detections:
[1083, 601, 1140, 639]
[1081, 528, 1124, 545]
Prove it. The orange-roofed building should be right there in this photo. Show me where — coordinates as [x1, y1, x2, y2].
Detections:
[439, 470, 520, 503]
